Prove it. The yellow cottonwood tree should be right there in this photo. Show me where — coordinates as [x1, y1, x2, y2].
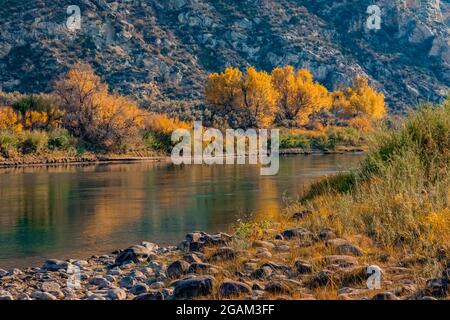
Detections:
[205, 67, 278, 128]
[205, 67, 243, 111]
[242, 67, 278, 128]
[333, 75, 386, 120]
[0, 106, 21, 132]
[272, 66, 332, 126]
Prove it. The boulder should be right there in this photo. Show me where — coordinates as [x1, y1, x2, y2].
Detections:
[114, 242, 158, 266]
[32, 290, 57, 300]
[251, 266, 273, 279]
[326, 239, 363, 256]
[208, 247, 236, 262]
[372, 292, 400, 300]
[42, 259, 68, 271]
[107, 288, 127, 300]
[294, 260, 313, 274]
[219, 280, 252, 297]
[252, 240, 275, 250]
[130, 283, 150, 295]
[264, 281, 292, 295]
[167, 260, 190, 279]
[171, 275, 215, 299]
[188, 263, 220, 275]
[281, 228, 314, 241]
[324, 255, 359, 268]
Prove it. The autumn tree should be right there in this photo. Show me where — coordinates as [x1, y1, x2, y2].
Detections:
[0, 106, 21, 132]
[205, 67, 278, 128]
[272, 66, 332, 126]
[242, 67, 278, 128]
[333, 75, 386, 120]
[12, 94, 63, 130]
[54, 63, 144, 150]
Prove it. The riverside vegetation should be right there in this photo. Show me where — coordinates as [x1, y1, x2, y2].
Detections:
[0, 63, 385, 165]
[0, 97, 449, 300]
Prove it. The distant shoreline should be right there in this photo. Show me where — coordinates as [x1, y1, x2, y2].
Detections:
[0, 148, 366, 169]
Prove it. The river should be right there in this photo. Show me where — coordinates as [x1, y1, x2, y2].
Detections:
[0, 154, 364, 269]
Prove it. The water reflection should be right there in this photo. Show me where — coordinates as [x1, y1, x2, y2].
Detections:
[0, 154, 364, 268]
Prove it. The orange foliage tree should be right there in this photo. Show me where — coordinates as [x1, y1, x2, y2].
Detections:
[54, 63, 144, 150]
[333, 75, 386, 120]
[272, 66, 332, 126]
[205, 67, 278, 128]
[0, 106, 21, 132]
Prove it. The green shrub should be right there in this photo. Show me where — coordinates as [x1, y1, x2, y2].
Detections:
[0, 130, 19, 157]
[143, 131, 172, 152]
[48, 128, 73, 150]
[280, 134, 311, 149]
[18, 131, 48, 154]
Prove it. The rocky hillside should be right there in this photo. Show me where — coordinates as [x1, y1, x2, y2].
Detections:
[0, 0, 449, 111]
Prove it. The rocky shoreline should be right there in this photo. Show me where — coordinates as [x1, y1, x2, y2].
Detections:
[0, 227, 448, 301]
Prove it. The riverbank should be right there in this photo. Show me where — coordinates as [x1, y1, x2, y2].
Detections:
[0, 148, 366, 168]
[0, 222, 448, 301]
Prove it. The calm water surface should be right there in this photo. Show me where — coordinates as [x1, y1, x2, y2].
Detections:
[0, 154, 364, 269]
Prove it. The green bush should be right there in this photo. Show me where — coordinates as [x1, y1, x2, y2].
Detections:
[280, 134, 311, 149]
[19, 131, 48, 154]
[0, 130, 19, 157]
[48, 128, 73, 150]
[143, 131, 173, 152]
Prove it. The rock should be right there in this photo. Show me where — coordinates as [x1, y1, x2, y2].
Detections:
[418, 296, 438, 300]
[308, 271, 333, 288]
[89, 276, 110, 287]
[134, 291, 165, 300]
[41, 281, 61, 292]
[219, 280, 252, 297]
[265, 281, 293, 295]
[291, 210, 312, 220]
[425, 278, 448, 297]
[0, 268, 8, 277]
[114, 242, 158, 266]
[171, 275, 215, 299]
[32, 290, 57, 300]
[130, 283, 150, 295]
[149, 281, 165, 289]
[251, 266, 273, 279]
[372, 292, 400, 300]
[167, 260, 191, 279]
[324, 255, 359, 268]
[318, 228, 337, 241]
[281, 228, 314, 241]
[119, 276, 137, 289]
[255, 249, 272, 259]
[107, 288, 127, 300]
[17, 293, 31, 300]
[326, 239, 363, 256]
[274, 244, 290, 252]
[0, 291, 13, 300]
[42, 259, 68, 271]
[244, 262, 258, 272]
[188, 263, 220, 275]
[107, 267, 123, 276]
[208, 247, 236, 261]
[294, 260, 313, 274]
[182, 253, 204, 264]
[252, 240, 275, 250]
[180, 232, 232, 252]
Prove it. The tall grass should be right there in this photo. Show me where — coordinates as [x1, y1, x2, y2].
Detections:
[300, 99, 450, 255]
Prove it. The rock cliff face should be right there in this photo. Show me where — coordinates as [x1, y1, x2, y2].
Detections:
[0, 0, 448, 110]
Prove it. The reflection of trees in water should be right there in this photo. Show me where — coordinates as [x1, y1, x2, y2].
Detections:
[0, 156, 364, 262]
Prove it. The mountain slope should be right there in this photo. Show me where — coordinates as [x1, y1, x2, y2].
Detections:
[0, 0, 448, 110]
